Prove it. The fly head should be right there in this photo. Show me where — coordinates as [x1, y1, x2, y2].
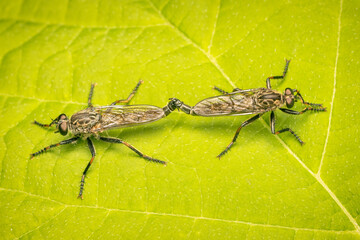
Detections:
[284, 88, 295, 108]
[56, 114, 69, 136]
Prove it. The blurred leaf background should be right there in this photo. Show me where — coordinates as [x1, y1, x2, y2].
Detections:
[0, 0, 359, 239]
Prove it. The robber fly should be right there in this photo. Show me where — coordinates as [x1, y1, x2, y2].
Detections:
[169, 60, 326, 158]
[31, 81, 179, 199]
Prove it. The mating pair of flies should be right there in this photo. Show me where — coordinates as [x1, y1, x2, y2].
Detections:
[31, 60, 326, 198]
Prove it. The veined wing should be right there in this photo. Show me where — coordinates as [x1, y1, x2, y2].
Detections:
[192, 88, 265, 116]
[92, 105, 165, 132]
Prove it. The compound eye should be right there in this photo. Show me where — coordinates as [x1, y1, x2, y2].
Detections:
[59, 114, 67, 120]
[286, 97, 294, 108]
[285, 88, 293, 96]
[59, 122, 68, 135]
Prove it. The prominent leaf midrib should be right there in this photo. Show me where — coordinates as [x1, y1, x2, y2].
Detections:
[146, 0, 360, 234]
[0, 187, 357, 234]
[1, 1, 358, 236]
[318, 0, 343, 176]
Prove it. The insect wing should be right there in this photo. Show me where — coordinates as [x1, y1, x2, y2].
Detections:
[192, 89, 261, 116]
[92, 105, 165, 132]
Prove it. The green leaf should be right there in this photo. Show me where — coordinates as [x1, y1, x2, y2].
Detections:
[0, 0, 359, 239]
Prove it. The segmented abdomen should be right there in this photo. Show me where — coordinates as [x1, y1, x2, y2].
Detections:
[192, 94, 257, 116]
[91, 105, 165, 132]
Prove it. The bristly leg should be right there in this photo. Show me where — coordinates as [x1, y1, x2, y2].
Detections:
[270, 110, 304, 144]
[99, 136, 166, 165]
[110, 80, 143, 106]
[78, 138, 96, 199]
[279, 107, 326, 115]
[274, 107, 326, 144]
[266, 59, 291, 89]
[88, 83, 97, 108]
[293, 89, 323, 107]
[217, 114, 262, 159]
[30, 137, 79, 158]
[275, 128, 304, 145]
[33, 114, 66, 128]
[213, 86, 229, 95]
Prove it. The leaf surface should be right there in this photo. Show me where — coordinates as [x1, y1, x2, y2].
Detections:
[0, 0, 359, 239]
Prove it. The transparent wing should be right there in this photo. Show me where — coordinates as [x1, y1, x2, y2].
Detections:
[92, 105, 165, 132]
[192, 88, 265, 116]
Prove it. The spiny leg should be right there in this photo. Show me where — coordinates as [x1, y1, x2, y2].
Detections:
[275, 128, 304, 145]
[99, 136, 166, 165]
[33, 113, 66, 128]
[88, 83, 96, 108]
[270, 111, 275, 134]
[30, 137, 79, 158]
[110, 80, 143, 106]
[279, 106, 326, 115]
[78, 138, 96, 199]
[266, 59, 291, 89]
[213, 86, 242, 95]
[270, 110, 304, 144]
[276, 107, 326, 144]
[213, 86, 229, 95]
[294, 89, 323, 107]
[217, 114, 262, 159]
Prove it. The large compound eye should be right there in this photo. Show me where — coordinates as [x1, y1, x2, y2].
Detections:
[59, 114, 67, 121]
[285, 88, 293, 96]
[59, 122, 68, 135]
[57, 114, 68, 135]
[286, 97, 294, 108]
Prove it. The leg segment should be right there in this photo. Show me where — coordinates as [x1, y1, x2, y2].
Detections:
[279, 107, 326, 115]
[33, 114, 66, 128]
[275, 128, 304, 145]
[99, 136, 166, 165]
[78, 138, 96, 199]
[213, 86, 242, 95]
[30, 137, 79, 158]
[271, 110, 304, 144]
[270, 111, 275, 134]
[110, 80, 143, 106]
[213, 86, 229, 95]
[266, 59, 291, 89]
[276, 105, 326, 144]
[217, 114, 262, 159]
[88, 83, 96, 107]
[294, 89, 323, 107]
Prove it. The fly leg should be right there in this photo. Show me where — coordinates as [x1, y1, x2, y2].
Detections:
[99, 137, 166, 165]
[88, 83, 96, 107]
[266, 59, 290, 89]
[279, 107, 326, 115]
[275, 107, 327, 144]
[213, 86, 242, 94]
[217, 114, 262, 159]
[30, 137, 79, 158]
[293, 89, 324, 107]
[78, 138, 96, 199]
[213, 86, 229, 94]
[110, 80, 143, 106]
[106, 80, 143, 112]
[270, 110, 304, 144]
[33, 114, 66, 128]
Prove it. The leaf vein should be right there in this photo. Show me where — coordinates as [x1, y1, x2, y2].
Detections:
[1, 187, 357, 234]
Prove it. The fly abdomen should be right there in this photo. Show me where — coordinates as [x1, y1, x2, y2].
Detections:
[192, 94, 254, 116]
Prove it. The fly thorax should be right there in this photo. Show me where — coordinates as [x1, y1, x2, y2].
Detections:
[69, 109, 102, 135]
[256, 89, 284, 110]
